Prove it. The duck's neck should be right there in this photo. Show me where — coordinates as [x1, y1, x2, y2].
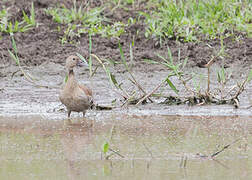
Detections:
[66, 69, 77, 90]
[69, 69, 74, 76]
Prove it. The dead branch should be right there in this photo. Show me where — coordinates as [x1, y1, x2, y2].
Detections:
[109, 148, 125, 158]
[136, 80, 165, 105]
[211, 137, 242, 158]
[128, 78, 153, 103]
[204, 55, 215, 94]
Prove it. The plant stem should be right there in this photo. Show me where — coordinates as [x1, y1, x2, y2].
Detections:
[136, 80, 165, 105]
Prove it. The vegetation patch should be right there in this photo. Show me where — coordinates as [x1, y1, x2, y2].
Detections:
[45, 1, 131, 43]
[0, 2, 36, 34]
[89, 41, 252, 108]
[141, 0, 252, 42]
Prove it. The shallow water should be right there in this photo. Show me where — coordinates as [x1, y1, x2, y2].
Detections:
[0, 115, 251, 179]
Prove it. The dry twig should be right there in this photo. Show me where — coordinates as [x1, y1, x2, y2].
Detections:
[211, 137, 242, 158]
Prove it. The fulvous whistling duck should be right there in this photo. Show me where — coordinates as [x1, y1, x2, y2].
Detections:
[59, 55, 93, 118]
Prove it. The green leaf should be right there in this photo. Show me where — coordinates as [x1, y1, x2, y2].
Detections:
[9, 35, 19, 65]
[64, 74, 68, 83]
[8, 21, 13, 33]
[167, 46, 173, 64]
[30, 2, 36, 25]
[221, 67, 225, 82]
[247, 69, 252, 83]
[129, 43, 133, 65]
[103, 142, 109, 153]
[10, 35, 17, 54]
[182, 58, 188, 69]
[21, 24, 33, 32]
[217, 71, 221, 83]
[192, 73, 202, 93]
[143, 59, 159, 64]
[166, 77, 179, 94]
[156, 53, 169, 64]
[119, 43, 129, 70]
[160, 61, 174, 70]
[104, 58, 118, 66]
[88, 34, 93, 77]
[109, 73, 118, 87]
[22, 10, 30, 24]
[178, 48, 181, 61]
[217, 67, 226, 84]
[8, 49, 19, 65]
[14, 21, 19, 32]
[76, 53, 88, 65]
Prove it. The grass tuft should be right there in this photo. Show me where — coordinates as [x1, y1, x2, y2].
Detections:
[0, 2, 36, 34]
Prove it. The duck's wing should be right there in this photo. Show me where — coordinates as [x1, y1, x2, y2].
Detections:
[79, 84, 93, 97]
[71, 84, 93, 107]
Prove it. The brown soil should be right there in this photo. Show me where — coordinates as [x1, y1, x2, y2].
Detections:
[0, 0, 251, 73]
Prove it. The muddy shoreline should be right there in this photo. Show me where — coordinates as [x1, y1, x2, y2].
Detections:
[0, 62, 251, 119]
[0, 0, 251, 119]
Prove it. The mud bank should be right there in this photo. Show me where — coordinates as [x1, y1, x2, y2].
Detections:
[0, 61, 251, 119]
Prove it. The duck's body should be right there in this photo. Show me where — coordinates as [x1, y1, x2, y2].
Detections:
[59, 56, 93, 118]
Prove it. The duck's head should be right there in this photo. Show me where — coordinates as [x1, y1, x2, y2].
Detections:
[65, 55, 86, 70]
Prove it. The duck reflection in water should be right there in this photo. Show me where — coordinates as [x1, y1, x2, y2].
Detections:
[61, 118, 97, 179]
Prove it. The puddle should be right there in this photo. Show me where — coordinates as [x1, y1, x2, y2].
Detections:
[0, 115, 251, 179]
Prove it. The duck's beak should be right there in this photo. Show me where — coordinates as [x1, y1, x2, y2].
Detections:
[77, 60, 88, 67]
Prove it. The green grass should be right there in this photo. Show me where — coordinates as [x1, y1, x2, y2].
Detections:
[45, 1, 128, 43]
[1, 0, 251, 42]
[45, 2, 106, 43]
[44, 0, 252, 44]
[140, 0, 252, 42]
[46, 3, 104, 25]
[22, 2, 36, 26]
[0, 2, 36, 34]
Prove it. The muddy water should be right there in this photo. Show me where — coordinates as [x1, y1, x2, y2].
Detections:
[0, 115, 251, 179]
[0, 62, 252, 179]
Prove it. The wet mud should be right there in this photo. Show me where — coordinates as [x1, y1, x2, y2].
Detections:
[1, 62, 252, 118]
[0, 0, 251, 71]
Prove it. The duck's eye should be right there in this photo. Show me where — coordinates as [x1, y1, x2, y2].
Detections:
[73, 58, 76, 61]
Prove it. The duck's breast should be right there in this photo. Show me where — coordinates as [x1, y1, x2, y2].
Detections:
[70, 86, 92, 111]
[59, 79, 93, 112]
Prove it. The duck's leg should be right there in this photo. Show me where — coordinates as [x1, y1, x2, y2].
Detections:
[82, 110, 86, 117]
[64, 110, 72, 126]
[68, 110, 72, 118]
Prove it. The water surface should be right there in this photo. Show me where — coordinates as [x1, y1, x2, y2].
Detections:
[0, 115, 251, 179]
